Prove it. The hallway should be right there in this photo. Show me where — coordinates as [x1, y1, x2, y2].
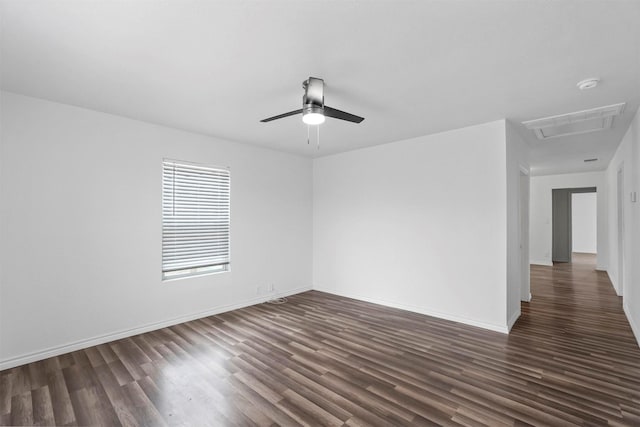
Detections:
[511, 253, 640, 424]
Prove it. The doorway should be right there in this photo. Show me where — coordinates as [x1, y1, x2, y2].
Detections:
[551, 187, 596, 263]
[571, 192, 597, 255]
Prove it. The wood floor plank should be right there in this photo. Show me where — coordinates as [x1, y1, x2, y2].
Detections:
[9, 391, 33, 426]
[31, 386, 55, 427]
[121, 381, 167, 427]
[279, 388, 345, 427]
[0, 372, 12, 417]
[46, 371, 75, 426]
[10, 367, 30, 398]
[92, 364, 139, 427]
[2, 253, 640, 426]
[226, 373, 301, 426]
[84, 346, 107, 368]
[68, 385, 120, 427]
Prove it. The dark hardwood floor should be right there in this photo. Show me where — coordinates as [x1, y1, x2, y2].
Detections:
[2, 254, 640, 426]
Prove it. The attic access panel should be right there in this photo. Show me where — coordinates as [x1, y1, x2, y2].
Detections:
[522, 103, 625, 140]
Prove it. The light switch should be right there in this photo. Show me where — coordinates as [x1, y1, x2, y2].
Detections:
[632, 191, 637, 203]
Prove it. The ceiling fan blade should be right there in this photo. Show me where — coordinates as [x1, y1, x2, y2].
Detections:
[260, 109, 303, 123]
[324, 106, 365, 123]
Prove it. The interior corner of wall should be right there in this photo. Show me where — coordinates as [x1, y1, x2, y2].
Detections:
[507, 308, 521, 332]
[623, 303, 640, 347]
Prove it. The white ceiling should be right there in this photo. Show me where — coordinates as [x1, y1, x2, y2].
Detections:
[2, 0, 639, 175]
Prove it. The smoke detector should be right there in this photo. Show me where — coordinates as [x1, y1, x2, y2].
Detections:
[522, 103, 625, 140]
[577, 78, 600, 90]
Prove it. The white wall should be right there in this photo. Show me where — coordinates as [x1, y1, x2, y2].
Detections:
[607, 106, 639, 346]
[506, 121, 530, 328]
[0, 92, 313, 369]
[529, 171, 607, 269]
[608, 118, 634, 296]
[313, 120, 511, 332]
[572, 192, 597, 253]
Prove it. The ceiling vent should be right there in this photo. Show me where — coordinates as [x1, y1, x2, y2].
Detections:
[522, 103, 625, 140]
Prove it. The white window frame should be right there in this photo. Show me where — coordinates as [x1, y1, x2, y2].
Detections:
[162, 159, 230, 280]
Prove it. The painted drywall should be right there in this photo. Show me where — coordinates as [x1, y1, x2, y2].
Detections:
[505, 121, 530, 329]
[529, 172, 607, 269]
[0, 92, 313, 369]
[313, 120, 510, 332]
[607, 118, 634, 297]
[572, 192, 597, 253]
[607, 105, 639, 346]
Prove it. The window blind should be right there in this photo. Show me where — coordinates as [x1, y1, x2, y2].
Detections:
[162, 160, 230, 279]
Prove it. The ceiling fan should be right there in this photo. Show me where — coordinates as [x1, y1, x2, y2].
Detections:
[260, 77, 365, 125]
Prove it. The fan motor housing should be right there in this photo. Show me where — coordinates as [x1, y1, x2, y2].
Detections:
[303, 77, 325, 107]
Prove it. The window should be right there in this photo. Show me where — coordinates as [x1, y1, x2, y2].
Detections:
[162, 159, 230, 279]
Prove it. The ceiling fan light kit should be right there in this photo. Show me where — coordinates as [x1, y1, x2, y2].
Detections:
[302, 105, 326, 125]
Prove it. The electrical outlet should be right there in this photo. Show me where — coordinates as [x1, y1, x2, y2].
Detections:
[267, 284, 274, 292]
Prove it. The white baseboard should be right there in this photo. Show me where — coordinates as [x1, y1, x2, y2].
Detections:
[0, 285, 312, 371]
[530, 260, 553, 266]
[314, 287, 509, 334]
[521, 292, 532, 302]
[624, 303, 640, 348]
[507, 308, 521, 331]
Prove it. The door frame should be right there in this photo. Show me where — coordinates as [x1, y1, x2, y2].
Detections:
[552, 186, 596, 263]
[617, 165, 625, 296]
[519, 166, 530, 302]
